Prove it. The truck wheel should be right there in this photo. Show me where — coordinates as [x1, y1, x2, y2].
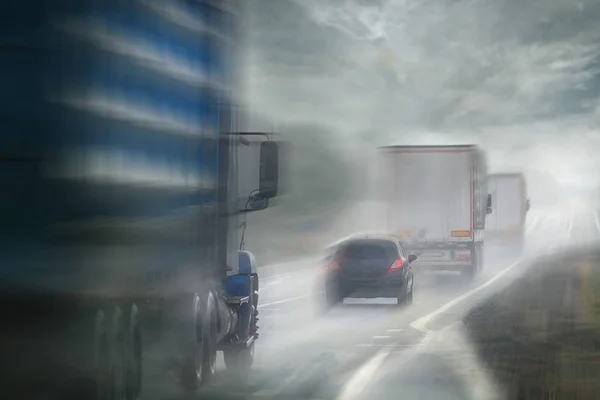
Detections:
[462, 247, 481, 281]
[93, 308, 112, 400]
[477, 246, 484, 273]
[461, 264, 476, 281]
[180, 291, 217, 392]
[107, 305, 127, 400]
[223, 342, 255, 373]
[124, 303, 141, 400]
[200, 292, 218, 384]
[60, 305, 115, 400]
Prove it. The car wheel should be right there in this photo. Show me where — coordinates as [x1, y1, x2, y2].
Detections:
[405, 285, 414, 305]
[321, 287, 338, 311]
[397, 282, 412, 307]
[320, 278, 341, 311]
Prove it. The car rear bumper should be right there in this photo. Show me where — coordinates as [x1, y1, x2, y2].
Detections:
[341, 276, 409, 299]
[345, 287, 406, 299]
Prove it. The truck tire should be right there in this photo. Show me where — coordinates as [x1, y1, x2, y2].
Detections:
[223, 341, 255, 373]
[123, 303, 141, 400]
[93, 307, 112, 400]
[461, 252, 477, 282]
[462, 246, 483, 281]
[77, 303, 126, 400]
[83, 304, 127, 400]
[107, 304, 127, 400]
[180, 291, 217, 392]
[201, 292, 218, 384]
[461, 266, 476, 281]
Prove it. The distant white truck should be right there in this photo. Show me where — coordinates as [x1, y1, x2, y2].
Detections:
[378, 145, 492, 280]
[486, 173, 530, 256]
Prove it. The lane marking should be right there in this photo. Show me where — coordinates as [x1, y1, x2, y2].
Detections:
[410, 259, 522, 333]
[338, 333, 433, 400]
[385, 329, 403, 332]
[372, 336, 391, 339]
[355, 344, 412, 348]
[258, 292, 321, 308]
[337, 346, 392, 400]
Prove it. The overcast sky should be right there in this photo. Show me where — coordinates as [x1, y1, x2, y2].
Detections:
[243, 0, 600, 187]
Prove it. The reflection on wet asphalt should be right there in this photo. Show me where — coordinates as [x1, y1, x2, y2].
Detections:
[158, 206, 599, 400]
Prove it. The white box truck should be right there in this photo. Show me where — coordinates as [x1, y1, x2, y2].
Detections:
[486, 173, 530, 256]
[378, 145, 492, 279]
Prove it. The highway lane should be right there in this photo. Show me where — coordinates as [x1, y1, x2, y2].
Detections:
[339, 205, 599, 400]
[184, 205, 581, 400]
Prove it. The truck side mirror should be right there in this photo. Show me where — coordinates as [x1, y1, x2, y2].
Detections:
[486, 193, 493, 214]
[258, 141, 279, 199]
[526, 199, 530, 212]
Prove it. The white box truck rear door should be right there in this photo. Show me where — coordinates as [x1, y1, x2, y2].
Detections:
[380, 148, 473, 243]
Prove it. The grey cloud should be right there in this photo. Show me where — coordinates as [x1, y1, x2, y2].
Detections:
[246, 0, 600, 132]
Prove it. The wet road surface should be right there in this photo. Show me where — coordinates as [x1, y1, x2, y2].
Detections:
[157, 205, 600, 400]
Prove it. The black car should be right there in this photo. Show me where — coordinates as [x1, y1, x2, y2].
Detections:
[320, 236, 417, 309]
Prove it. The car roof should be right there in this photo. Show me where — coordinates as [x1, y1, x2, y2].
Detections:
[324, 232, 396, 250]
[337, 235, 399, 247]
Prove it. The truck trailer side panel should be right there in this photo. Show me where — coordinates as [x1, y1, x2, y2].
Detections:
[1, 0, 238, 294]
[1, 1, 267, 397]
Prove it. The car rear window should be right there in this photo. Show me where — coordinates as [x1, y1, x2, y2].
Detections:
[343, 241, 397, 259]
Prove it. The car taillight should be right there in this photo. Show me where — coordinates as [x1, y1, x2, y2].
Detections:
[325, 259, 341, 273]
[388, 258, 404, 273]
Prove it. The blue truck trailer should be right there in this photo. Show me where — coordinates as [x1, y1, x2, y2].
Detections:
[0, 1, 282, 398]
